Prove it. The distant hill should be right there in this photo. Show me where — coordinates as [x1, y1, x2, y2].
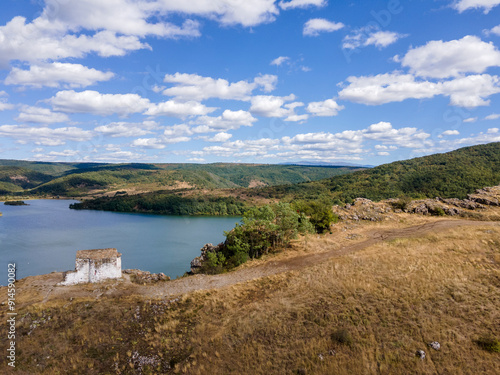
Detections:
[251, 142, 500, 202]
[0, 160, 362, 196]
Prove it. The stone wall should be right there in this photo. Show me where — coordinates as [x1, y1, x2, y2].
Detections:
[59, 248, 122, 286]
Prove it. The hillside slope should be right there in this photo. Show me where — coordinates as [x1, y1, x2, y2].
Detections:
[254, 142, 500, 202]
[0, 161, 361, 197]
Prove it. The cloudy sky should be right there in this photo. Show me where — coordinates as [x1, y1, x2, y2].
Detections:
[0, 0, 500, 165]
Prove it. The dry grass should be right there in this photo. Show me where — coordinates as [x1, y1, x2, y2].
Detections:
[1, 220, 499, 374]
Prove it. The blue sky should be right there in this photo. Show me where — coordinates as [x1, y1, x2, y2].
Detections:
[0, 0, 500, 165]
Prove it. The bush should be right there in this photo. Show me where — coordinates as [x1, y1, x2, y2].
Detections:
[475, 336, 500, 352]
[331, 328, 353, 346]
[202, 203, 314, 274]
[429, 206, 446, 216]
[391, 196, 412, 211]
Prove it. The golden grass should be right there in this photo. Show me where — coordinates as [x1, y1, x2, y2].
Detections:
[1, 221, 499, 374]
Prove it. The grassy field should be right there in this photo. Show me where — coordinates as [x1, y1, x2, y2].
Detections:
[2, 214, 499, 374]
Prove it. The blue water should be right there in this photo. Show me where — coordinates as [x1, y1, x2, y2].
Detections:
[0, 199, 240, 283]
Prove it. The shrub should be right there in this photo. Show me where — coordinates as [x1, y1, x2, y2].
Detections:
[391, 196, 412, 211]
[331, 328, 353, 346]
[475, 336, 500, 352]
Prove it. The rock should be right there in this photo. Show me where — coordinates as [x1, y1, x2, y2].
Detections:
[190, 242, 225, 273]
[428, 341, 440, 350]
[413, 204, 429, 215]
[416, 350, 426, 359]
[468, 195, 499, 206]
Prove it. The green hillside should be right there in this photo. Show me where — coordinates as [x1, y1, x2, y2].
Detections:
[0, 160, 360, 196]
[252, 142, 500, 203]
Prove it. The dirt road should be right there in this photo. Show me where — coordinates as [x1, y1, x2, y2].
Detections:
[11, 219, 498, 304]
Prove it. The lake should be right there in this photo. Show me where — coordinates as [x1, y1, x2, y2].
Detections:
[0, 199, 240, 284]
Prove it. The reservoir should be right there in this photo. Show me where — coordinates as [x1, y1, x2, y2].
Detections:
[0, 199, 240, 283]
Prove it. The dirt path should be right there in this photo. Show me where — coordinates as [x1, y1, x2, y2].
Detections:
[13, 219, 497, 305]
[137, 219, 499, 299]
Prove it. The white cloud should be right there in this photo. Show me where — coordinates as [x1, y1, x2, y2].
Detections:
[0, 101, 13, 111]
[94, 121, 159, 137]
[343, 28, 405, 50]
[250, 94, 303, 118]
[279, 0, 326, 10]
[162, 73, 277, 101]
[453, 0, 500, 13]
[191, 110, 257, 132]
[442, 130, 460, 135]
[5, 63, 115, 88]
[205, 132, 233, 142]
[48, 90, 151, 116]
[198, 121, 432, 161]
[43, 0, 201, 37]
[270, 56, 290, 66]
[491, 24, 500, 36]
[0, 16, 150, 67]
[145, 100, 216, 118]
[202, 138, 280, 158]
[154, 0, 279, 27]
[131, 135, 190, 149]
[488, 127, 499, 133]
[485, 113, 500, 120]
[16, 106, 70, 124]
[400, 36, 500, 79]
[463, 117, 477, 123]
[306, 98, 344, 116]
[163, 124, 194, 137]
[378, 151, 390, 156]
[303, 18, 344, 37]
[338, 72, 500, 108]
[0, 125, 93, 146]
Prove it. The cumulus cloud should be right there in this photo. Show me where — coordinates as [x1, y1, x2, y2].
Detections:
[161, 73, 277, 101]
[303, 18, 344, 37]
[0, 97, 13, 111]
[343, 28, 405, 50]
[270, 56, 290, 66]
[94, 120, 159, 137]
[205, 132, 233, 142]
[131, 135, 190, 149]
[491, 24, 500, 36]
[250, 94, 305, 120]
[442, 130, 460, 135]
[190, 110, 257, 133]
[198, 121, 433, 161]
[485, 113, 500, 120]
[16, 106, 70, 124]
[0, 125, 93, 146]
[338, 72, 500, 108]
[0, 16, 150, 67]
[43, 0, 201, 37]
[453, 0, 500, 13]
[48, 90, 151, 116]
[279, 0, 326, 10]
[399, 36, 500, 79]
[5, 63, 115, 88]
[145, 100, 216, 118]
[306, 98, 344, 116]
[463, 117, 477, 123]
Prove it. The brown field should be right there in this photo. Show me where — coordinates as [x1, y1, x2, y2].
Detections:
[1, 212, 499, 374]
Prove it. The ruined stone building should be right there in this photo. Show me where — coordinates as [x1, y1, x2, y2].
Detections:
[60, 248, 122, 285]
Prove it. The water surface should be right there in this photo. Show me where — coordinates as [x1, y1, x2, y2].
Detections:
[0, 199, 240, 283]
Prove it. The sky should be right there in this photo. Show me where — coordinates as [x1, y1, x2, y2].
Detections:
[0, 0, 500, 165]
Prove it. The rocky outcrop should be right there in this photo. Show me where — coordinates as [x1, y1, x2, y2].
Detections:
[190, 242, 225, 273]
[334, 184, 500, 221]
[123, 269, 170, 283]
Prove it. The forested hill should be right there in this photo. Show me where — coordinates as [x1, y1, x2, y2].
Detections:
[0, 161, 361, 196]
[252, 142, 500, 203]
